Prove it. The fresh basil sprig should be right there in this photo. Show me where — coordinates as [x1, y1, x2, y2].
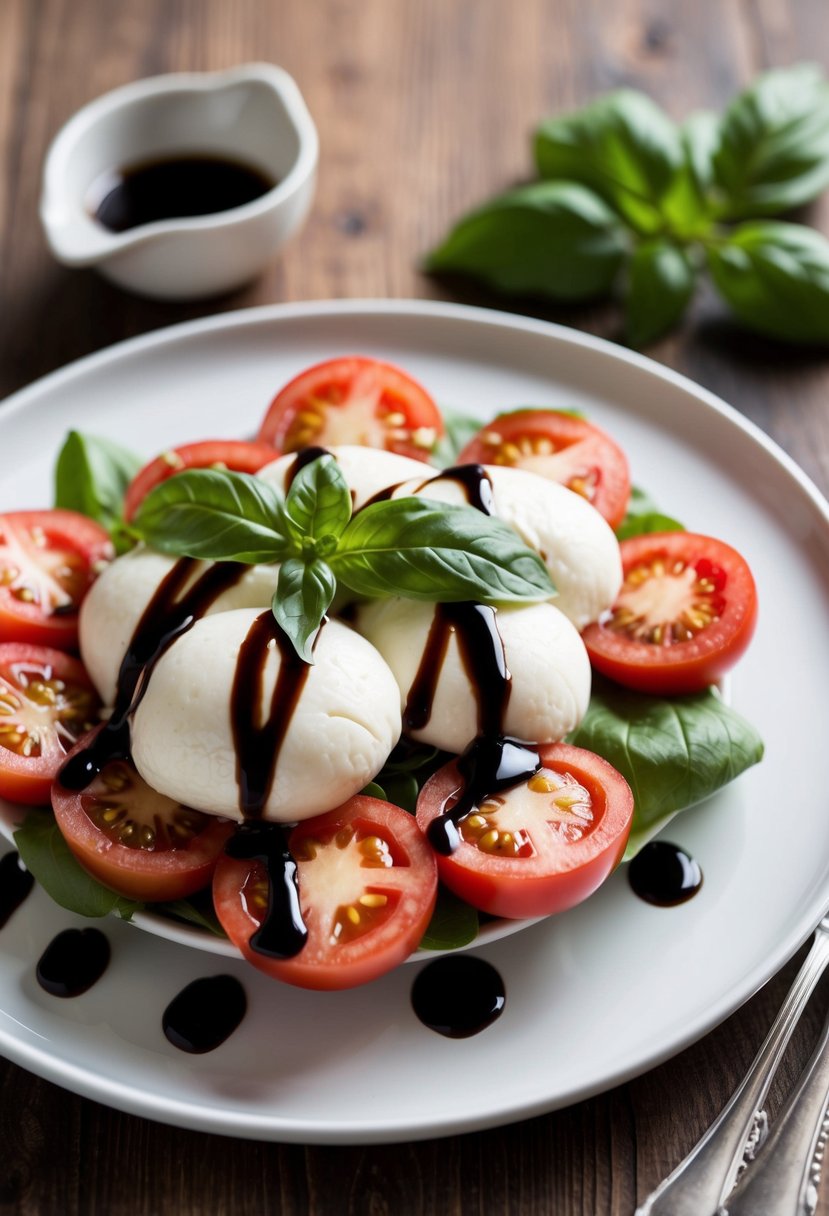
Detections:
[426, 63, 829, 346]
[132, 459, 556, 663]
[54, 430, 143, 553]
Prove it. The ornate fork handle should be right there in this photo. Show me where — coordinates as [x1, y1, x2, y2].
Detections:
[636, 915, 829, 1216]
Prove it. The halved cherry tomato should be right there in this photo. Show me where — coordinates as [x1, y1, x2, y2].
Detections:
[457, 410, 631, 528]
[0, 644, 101, 805]
[213, 795, 438, 990]
[123, 439, 279, 522]
[416, 743, 633, 920]
[52, 731, 234, 900]
[582, 532, 758, 695]
[0, 510, 113, 649]
[256, 356, 444, 462]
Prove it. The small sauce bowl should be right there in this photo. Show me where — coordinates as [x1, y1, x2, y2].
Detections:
[40, 63, 318, 300]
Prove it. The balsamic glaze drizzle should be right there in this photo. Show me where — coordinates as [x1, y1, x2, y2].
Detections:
[628, 841, 703, 906]
[414, 463, 495, 515]
[36, 928, 110, 997]
[162, 974, 247, 1053]
[60, 558, 247, 790]
[0, 853, 34, 928]
[225, 824, 307, 957]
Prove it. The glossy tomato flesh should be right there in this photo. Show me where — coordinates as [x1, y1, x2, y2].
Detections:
[582, 532, 758, 694]
[458, 410, 631, 528]
[213, 795, 438, 989]
[0, 644, 101, 805]
[52, 733, 234, 901]
[0, 510, 113, 649]
[416, 743, 633, 920]
[256, 356, 444, 462]
[123, 439, 279, 522]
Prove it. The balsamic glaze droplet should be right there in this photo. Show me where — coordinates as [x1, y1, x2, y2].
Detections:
[412, 956, 506, 1037]
[415, 464, 495, 515]
[0, 853, 34, 929]
[628, 841, 703, 906]
[36, 928, 110, 997]
[162, 974, 247, 1053]
[225, 823, 308, 958]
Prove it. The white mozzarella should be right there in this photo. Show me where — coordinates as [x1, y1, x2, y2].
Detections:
[131, 610, 401, 823]
[354, 598, 590, 754]
[257, 445, 431, 510]
[79, 548, 278, 705]
[391, 464, 622, 629]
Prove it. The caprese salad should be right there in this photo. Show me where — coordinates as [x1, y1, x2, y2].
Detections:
[0, 355, 763, 990]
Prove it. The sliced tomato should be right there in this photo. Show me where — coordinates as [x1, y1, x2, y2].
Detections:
[416, 743, 633, 920]
[52, 732, 234, 900]
[582, 532, 758, 694]
[0, 510, 113, 649]
[0, 644, 101, 805]
[123, 439, 279, 522]
[213, 795, 438, 990]
[256, 356, 444, 462]
[458, 410, 631, 528]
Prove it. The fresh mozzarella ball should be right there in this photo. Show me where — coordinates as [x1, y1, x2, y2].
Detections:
[390, 465, 622, 629]
[131, 610, 401, 823]
[258, 445, 430, 510]
[354, 598, 590, 754]
[79, 548, 277, 705]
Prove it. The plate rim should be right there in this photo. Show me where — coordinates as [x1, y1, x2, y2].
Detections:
[1, 296, 829, 1143]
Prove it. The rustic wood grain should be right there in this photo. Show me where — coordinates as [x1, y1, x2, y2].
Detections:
[1, 1, 828, 1212]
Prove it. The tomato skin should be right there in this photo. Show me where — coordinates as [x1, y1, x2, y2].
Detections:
[416, 743, 633, 920]
[51, 731, 235, 901]
[123, 439, 279, 522]
[213, 796, 439, 990]
[582, 533, 758, 695]
[458, 410, 631, 528]
[0, 510, 113, 649]
[0, 644, 101, 805]
[256, 356, 444, 462]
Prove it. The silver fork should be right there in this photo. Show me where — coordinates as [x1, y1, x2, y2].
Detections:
[636, 912, 829, 1216]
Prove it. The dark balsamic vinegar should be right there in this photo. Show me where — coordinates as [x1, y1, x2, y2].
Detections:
[36, 928, 110, 997]
[0, 853, 34, 928]
[90, 155, 275, 233]
[162, 975, 247, 1053]
[628, 841, 703, 906]
[411, 955, 506, 1037]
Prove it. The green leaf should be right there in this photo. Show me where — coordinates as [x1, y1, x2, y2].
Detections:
[534, 90, 684, 234]
[153, 895, 226, 937]
[419, 886, 479, 951]
[14, 810, 144, 920]
[713, 63, 829, 217]
[361, 781, 387, 799]
[272, 557, 336, 663]
[285, 454, 352, 541]
[425, 181, 627, 301]
[624, 240, 696, 346]
[682, 110, 722, 199]
[616, 511, 685, 541]
[54, 430, 142, 536]
[431, 412, 483, 466]
[706, 222, 829, 344]
[568, 682, 764, 861]
[331, 497, 556, 603]
[133, 468, 295, 563]
[377, 771, 420, 814]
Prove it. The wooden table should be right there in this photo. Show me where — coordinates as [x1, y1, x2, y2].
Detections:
[1, 2, 828, 1212]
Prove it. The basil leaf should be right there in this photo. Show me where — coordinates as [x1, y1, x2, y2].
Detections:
[431, 412, 482, 466]
[377, 771, 419, 814]
[272, 557, 336, 664]
[624, 240, 696, 347]
[568, 683, 764, 861]
[153, 896, 226, 937]
[14, 810, 143, 920]
[534, 90, 683, 234]
[616, 511, 685, 541]
[419, 886, 479, 951]
[133, 468, 294, 563]
[425, 181, 627, 301]
[54, 430, 142, 534]
[361, 782, 387, 799]
[285, 454, 352, 541]
[707, 222, 829, 344]
[682, 110, 721, 200]
[713, 63, 829, 217]
[331, 498, 555, 603]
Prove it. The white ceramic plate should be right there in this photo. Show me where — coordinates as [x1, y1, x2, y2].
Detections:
[0, 299, 828, 1144]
